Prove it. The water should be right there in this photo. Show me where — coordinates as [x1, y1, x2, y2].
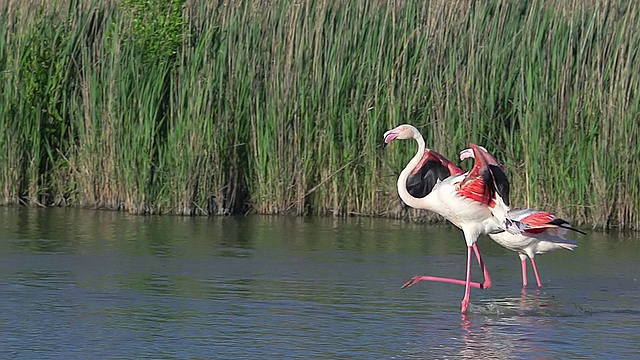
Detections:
[0, 207, 638, 359]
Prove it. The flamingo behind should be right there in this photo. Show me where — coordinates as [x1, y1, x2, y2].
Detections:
[490, 210, 583, 287]
[459, 147, 584, 287]
[383, 124, 520, 313]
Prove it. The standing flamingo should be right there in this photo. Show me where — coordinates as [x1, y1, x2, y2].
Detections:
[383, 124, 520, 313]
[489, 210, 583, 287]
[402, 142, 493, 290]
[459, 147, 585, 288]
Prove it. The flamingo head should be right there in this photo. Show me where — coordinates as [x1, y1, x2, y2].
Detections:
[459, 148, 475, 161]
[383, 124, 418, 144]
[459, 144, 488, 161]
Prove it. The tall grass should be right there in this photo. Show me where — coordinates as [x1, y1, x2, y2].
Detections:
[0, 0, 638, 229]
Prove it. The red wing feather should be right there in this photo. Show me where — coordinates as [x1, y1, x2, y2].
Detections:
[458, 177, 495, 206]
[520, 211, 556, 226]
[518, 211, 586, 235]
[520, 211, 558, 234]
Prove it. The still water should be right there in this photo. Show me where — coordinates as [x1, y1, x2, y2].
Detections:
[0, 207, 638, 359]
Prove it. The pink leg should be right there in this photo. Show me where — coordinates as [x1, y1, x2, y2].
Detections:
[401, 275, 484, 289]
[402, 243, 491, 290]
[472, 243, 492, 289]
[530, 258, 543, 287]
[460, 246, 473, 313]
[521, 259, 528, 288]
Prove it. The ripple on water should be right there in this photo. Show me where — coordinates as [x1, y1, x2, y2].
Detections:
[468, 292, 582, 318]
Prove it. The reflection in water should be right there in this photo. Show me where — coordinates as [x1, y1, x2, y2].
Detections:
[459, 316, 548, 359]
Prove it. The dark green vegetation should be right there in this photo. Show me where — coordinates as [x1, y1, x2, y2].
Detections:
[0, 0, 638, 229]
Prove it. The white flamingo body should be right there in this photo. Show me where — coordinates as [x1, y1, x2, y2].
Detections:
[431, 179, 506, 245]
[401, 174, 498, 244]
[491, 231, 575, 258]
[490, 209, 578, 258]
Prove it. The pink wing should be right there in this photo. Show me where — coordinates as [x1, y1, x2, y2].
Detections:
[519, 211, 557, 234]
[411, 149, 464, 177]
[457, 144, 510, 208]
[405, 148, 463, 199]
[518, 210, 586, 235]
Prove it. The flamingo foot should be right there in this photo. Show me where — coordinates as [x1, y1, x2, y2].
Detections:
[401, 276, 422, 289]
[401, 275, 485, 289]
[461, 298, 470, 314]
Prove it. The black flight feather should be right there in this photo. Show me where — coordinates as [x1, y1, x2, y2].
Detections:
[406, 160, 452, 198]
[480, 164, 510, 206]
[547, 218, 587, 235]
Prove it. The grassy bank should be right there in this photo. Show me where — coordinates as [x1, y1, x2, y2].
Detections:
[0, 0, 638, 229]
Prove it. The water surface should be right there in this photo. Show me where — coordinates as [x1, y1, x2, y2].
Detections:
[0, 207, 638, 359]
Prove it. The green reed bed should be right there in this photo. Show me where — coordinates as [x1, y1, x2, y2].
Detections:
[0, 0, 638, 229]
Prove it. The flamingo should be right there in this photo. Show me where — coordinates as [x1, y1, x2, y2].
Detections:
[459, 146, 585, 288]
[383, 124, 521, 313]
[489, 209, 583, 287]
[401, 142, 492, 290]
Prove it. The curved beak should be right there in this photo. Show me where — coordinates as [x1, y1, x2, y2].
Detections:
[383, 130, 398, 146]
